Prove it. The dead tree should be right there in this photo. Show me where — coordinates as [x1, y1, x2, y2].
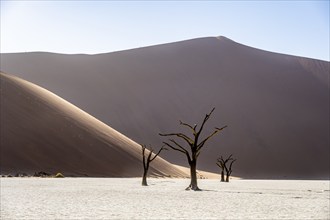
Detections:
[216, 154, 236, 182]
[141, 144, 166, 186]
[159, 108, 227, 191]
[216, 158, 226, 182]
[225, 158, 236, 182]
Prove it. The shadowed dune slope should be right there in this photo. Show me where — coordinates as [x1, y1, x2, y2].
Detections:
[1, 36, 329, 179]
[0, 72, 187, 177]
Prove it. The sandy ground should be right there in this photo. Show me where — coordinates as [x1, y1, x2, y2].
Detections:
[1, 178, 328, 220]
[2, 36, 328, 179]
[173, 164, 241, 180]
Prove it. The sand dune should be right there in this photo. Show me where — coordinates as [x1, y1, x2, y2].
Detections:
[0, 72, 187, 177]
[1, 36, 329, 179]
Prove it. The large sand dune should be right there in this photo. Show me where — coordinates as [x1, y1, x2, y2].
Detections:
[1, 36, 329, 179]
[0, 72, 187, 177]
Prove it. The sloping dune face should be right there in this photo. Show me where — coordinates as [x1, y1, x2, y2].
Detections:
[0, 72, 187, 177]
[1, 37, 329, 179]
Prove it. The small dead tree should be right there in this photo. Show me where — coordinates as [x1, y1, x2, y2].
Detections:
[216, 154, 236, 182]
[141, 144, 166, 186]
[159, 108, 227, 191]
[225, 158, 236, 182]
[216, 158, 226, 182]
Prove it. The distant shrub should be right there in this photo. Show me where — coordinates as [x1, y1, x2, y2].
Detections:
[55, 173, 65, 178]
[33, 171, 51, 177]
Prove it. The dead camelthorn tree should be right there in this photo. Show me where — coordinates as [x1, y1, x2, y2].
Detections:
[141, 144, 167, 186]
[216, 154, 236, 182]
[216, 158, 226, 182]
[159, 108, 227, 191]
[225, 158, 236, 182]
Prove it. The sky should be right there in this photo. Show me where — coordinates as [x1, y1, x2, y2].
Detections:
[1, 1, 329, 61]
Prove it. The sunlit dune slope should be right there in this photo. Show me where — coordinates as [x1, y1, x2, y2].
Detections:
[0, 72, 187, 177]
[1, 36, 329, 179]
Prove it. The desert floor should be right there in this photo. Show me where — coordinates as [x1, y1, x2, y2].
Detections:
[1, 178, 329, 220]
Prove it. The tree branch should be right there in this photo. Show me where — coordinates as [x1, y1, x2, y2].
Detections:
[150, 146, 167, 162]
[196, 107, 215, 137]
[224, 154, 233, 164]
[162, 141, 186, 154]
[169, 139, 189, 154]
[216, 158, 225, 169]
[162, 141, 191, 162]
[228, 159, 236, 172]
[197, 125, 227, 152]
[159, 132, 194, 147]
[141, 145, 147, 169]
[180, 120, 197, 136]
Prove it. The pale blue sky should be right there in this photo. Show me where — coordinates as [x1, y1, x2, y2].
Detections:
[1, 1, 329, 61]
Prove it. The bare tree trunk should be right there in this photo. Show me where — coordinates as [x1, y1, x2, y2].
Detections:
[187, 159, 200, 190]
[225, 159, 236, 182]
[221, 170, 225, 182]
[142, 169, 148, 186]
[225, 174, 229, 182]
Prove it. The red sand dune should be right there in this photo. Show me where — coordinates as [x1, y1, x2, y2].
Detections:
[1, 36, 329, 179]
[0, 72, 187, 177]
